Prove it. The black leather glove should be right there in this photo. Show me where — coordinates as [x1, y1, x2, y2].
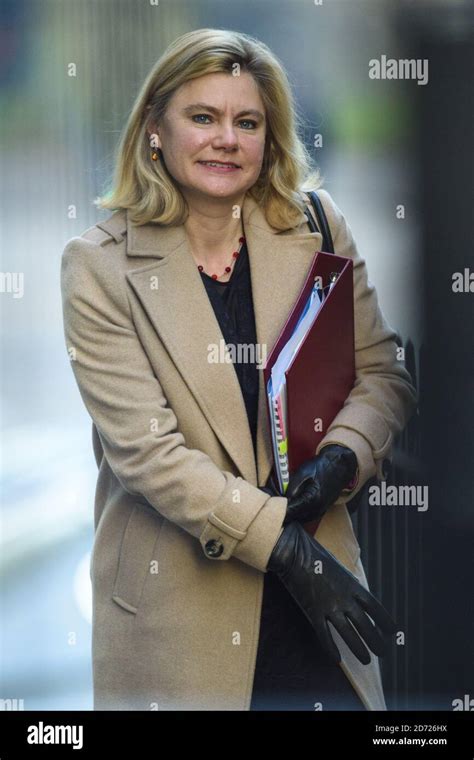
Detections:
[259, 445, 358, 526]
[267, 521, 397, 666]
[283, 444, 358, 525]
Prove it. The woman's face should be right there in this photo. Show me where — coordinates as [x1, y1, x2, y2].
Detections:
[151, 71, 267, 205]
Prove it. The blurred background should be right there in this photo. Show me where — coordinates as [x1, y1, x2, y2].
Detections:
[1, 0, 472, 711]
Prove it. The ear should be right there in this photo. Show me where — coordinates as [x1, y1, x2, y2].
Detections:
[145, 110, 161, 146]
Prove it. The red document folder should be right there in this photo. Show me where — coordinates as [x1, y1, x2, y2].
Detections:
[263, 251, 355, 535]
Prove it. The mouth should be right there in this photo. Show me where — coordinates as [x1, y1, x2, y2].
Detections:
[197, 160, 241, 170]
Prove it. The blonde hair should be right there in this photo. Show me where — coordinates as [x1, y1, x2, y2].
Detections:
[95, 28, 322, 230]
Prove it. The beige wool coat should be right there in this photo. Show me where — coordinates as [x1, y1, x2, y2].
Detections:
[60, 189, 417, 711]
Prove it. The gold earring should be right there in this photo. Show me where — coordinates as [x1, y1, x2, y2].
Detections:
[151, 148, 159, 161]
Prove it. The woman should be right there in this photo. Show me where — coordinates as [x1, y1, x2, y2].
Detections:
[61, 28, 417, 711]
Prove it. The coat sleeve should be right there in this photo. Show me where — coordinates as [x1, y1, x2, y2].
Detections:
[313, 189, 418, 500]
[60, 236, 287, 573]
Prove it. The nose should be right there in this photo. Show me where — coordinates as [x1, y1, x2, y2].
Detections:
[211, 119, 239, 150]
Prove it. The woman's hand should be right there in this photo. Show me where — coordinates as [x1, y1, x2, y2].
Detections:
[283, 444, 358, 524]
[267, 521, 397, 665]
[259, 445, 358, 525]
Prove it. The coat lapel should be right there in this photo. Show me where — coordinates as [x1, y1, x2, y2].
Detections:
[123, 194, 323, 487]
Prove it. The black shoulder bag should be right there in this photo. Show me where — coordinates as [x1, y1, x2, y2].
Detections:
[304, 189, 334, 254]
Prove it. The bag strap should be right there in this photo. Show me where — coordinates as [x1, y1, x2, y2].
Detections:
[304, 189, 335, 254]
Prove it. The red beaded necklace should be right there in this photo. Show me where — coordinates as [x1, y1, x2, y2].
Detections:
[197, 236, 246, 281]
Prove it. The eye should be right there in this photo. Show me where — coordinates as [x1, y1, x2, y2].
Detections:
[239, 120, 258, 130]
[192, 114, 212, 124]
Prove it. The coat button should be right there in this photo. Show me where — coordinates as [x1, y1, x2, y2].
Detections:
[205, 539, 224, 558]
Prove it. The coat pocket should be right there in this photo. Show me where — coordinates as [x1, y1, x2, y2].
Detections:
[112, 502, 164, 614]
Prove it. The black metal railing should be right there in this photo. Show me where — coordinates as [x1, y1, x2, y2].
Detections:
[348, 336, 423, 710]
